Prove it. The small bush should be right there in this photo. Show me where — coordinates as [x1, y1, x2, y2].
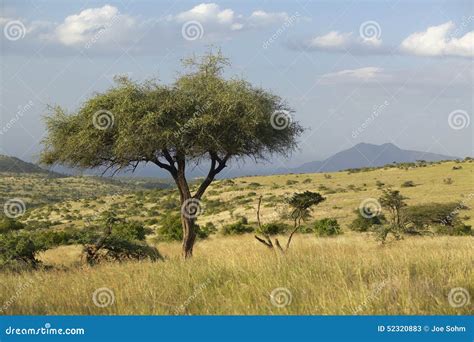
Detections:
[349, 210, 385, 232]
[257, 222, 290, 236]
[286, 179, 298, 186]
[222, 217, 254, 235]
[155, 214, 213, 241]
[313, 218, 342, 236]
[403, 202, 470, 235]
[0, 217, 25, 234]
[302, 178, 312, 184]
[401, 180, 416, 188]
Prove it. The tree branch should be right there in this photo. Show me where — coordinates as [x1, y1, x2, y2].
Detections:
[193, 152, 230, 199]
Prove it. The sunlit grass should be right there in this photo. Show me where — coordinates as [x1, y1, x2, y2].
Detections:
[1, 234, 472, 315]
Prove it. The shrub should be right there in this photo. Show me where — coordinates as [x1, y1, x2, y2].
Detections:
[302, 178, 312, 184]
[313, 218, 342, 236]
[0, 217, 25, 234]
[257, 222, 290, 236]
[349, 210, 385, 232]
[286, 179, 298, 186]
[155, 214, 213, 241]
[401, 180, 416, 188]
[222, 217, 254, 235]
[403, 202, 470, 235]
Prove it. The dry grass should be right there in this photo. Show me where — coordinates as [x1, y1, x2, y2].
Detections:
[1, 233, 472, 315]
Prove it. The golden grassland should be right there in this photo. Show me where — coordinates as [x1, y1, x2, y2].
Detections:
[21, 160, 474, 230]
[1, 160, 473, 315]
[1, 234, 472, 315]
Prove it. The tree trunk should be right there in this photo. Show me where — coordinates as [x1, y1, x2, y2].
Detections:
[181, 213, 196, 259]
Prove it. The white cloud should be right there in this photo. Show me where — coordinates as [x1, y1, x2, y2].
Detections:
[298, 30, 384, 54]
[310, 31, 352, 48]
[321, 67, 388, 83]
[400, 21, 473, 58]
[1, 3, 294, 54]
[248, 10, 289, 27]
[54, 5, 136, 46]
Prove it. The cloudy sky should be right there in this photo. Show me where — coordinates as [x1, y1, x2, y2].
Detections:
[0, 0, 472, 176]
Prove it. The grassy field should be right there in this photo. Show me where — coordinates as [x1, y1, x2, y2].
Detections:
[0, 160, 473, 315]
[1, 234, 472, 315]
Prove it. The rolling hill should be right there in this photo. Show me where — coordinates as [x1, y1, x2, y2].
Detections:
[279, 143, 457, 174]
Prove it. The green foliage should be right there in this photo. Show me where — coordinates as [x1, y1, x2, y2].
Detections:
[257, 222, 290, 236]
[288, 191, 325, 224]
[313, 218, 342, 236]
[349, 210, 385, 232]
[379, 189, 407, 227]
[40, 50, 303, 175]
[222, 217, 254, 235]
[155, 214, 214, 241]
[403, 202, 471, 235]
[0, 217, 25, 234]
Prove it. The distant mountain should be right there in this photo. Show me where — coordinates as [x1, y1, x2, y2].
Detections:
[0, 155, 63, 177]
[278, 143, 458, 174]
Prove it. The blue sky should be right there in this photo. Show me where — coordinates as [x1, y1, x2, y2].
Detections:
[0, 0, 472, 175]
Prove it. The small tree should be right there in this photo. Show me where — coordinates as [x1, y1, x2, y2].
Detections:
[40, 50, 303, 258]
[377, 189, 408, 242]
[255, 191, 325, 252]
[379, 189, 407, 228]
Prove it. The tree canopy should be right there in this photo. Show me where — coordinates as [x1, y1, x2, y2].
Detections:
[40, 50, 304, 258]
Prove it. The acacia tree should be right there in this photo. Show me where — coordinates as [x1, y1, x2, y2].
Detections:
[40, 51, 303, 258]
